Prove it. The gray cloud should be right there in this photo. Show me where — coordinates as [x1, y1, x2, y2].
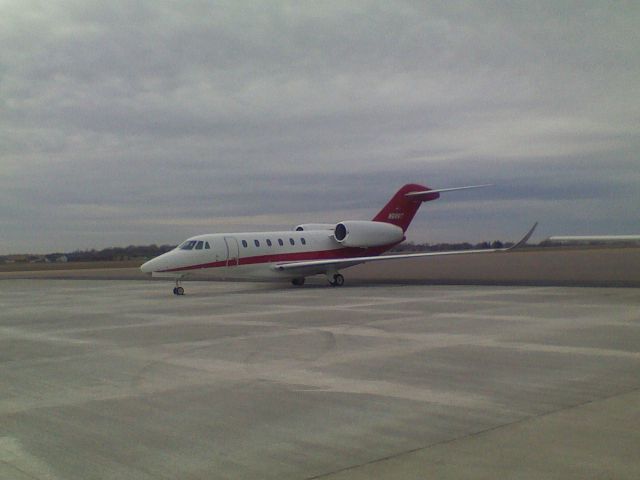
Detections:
[1, 1, 639, 253]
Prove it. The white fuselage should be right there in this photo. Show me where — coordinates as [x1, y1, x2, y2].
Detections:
[140, 229, 390, 281]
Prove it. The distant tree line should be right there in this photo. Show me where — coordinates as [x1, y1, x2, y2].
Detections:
[71, 241, 517, 259]
[66, 244, 176, 262]
[389, 240, 514, 253]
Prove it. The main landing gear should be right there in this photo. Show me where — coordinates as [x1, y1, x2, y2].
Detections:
[290, 274, 345, 287]
[173, 279, 185, 296]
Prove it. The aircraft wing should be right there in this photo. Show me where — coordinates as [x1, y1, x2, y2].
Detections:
[272, 222, 537, 275]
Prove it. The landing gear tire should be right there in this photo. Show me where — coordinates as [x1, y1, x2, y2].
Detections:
[291, 277, 305, 286]
[173, 279, 185, 296]
[329, 273, 344, 287]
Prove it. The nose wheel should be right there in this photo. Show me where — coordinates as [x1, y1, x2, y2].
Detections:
[329, 273, 344, 287]
[173, 279, 185, 296]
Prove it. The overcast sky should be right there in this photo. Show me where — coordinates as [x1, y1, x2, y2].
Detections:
[1, 1, 638, 254]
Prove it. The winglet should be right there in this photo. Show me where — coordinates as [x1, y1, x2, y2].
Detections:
[508, 222, 538, 251]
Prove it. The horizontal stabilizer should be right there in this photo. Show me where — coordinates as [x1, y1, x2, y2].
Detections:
[405, 184, 493, 201]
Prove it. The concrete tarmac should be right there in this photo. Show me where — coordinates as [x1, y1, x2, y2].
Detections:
[1, 280, 639, 479]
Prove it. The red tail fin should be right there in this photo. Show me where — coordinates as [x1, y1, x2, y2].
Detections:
[372, 184, 440, 232]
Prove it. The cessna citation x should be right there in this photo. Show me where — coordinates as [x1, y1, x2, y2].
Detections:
[141, 183, 537, 295]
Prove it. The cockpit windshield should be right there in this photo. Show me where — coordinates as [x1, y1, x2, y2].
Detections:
[179, 240, 197, 250]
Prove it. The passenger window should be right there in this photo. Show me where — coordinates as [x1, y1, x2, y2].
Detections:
[205, 242, 211, 249]
[195, 241, 204, 250]
[254, 240, 260, 247]
[301, 237, 306, 245]
[242, 240, 248, 248]
[278, 239, 284, 246]
[266, 239, 272, 247]
[289, 238, 295, 245]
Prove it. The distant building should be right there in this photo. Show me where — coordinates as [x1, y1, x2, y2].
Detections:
[5, 255, 29, 263]
[44, 254, 68, 263]
[544, 235, 640, 246]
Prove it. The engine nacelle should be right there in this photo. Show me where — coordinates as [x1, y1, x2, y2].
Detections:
[334, 221, 404, 248]
[294, 223, 335, 231]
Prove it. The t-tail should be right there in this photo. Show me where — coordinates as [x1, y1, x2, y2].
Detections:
[373, 183, 493, 232]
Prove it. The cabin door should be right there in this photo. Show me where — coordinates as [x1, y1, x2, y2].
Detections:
[224, 237, 240, 269]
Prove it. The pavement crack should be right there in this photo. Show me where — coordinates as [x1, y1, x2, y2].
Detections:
[304, 386, 640, 480]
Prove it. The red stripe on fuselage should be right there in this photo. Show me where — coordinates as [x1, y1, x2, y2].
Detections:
[159, 245, 393, 273]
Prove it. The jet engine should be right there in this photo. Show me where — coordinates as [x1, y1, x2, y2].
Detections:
[334, 221, 404, 248]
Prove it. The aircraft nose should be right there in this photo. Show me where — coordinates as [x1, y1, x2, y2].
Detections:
[140, 250, 177, 274]
[140, 258, 157, 274]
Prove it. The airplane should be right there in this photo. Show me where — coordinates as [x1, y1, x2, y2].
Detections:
[140, 183, 538, 295]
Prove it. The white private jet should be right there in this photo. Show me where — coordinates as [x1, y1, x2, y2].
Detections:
[141, 183, 537, 295]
